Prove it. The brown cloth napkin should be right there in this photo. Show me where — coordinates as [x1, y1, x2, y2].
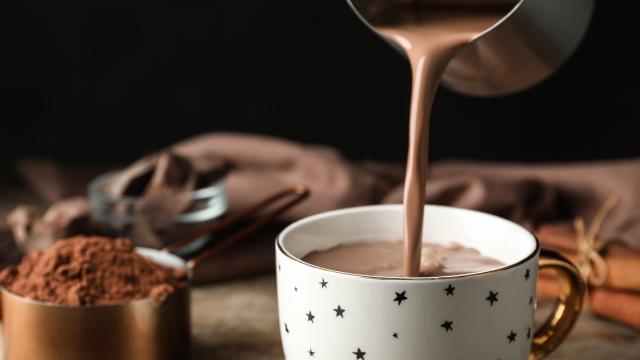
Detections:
[383, 160, 640, 247]
[174, 134, 640, 247]
[12, 133, 640, 247]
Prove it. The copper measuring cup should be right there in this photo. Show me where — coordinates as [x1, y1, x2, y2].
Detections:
[0, 185, 309, 360]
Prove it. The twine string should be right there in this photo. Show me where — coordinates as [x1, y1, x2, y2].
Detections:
[573, 196, 619, 287]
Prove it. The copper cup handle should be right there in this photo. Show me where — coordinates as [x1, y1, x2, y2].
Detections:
[530, 249, 586, 360]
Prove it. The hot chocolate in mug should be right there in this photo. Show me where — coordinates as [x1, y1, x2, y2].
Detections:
[276, 205, 585, 360]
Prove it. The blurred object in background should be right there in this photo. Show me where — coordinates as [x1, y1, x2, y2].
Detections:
[90, 151, 230, 248]
[8, 153, 232, 251]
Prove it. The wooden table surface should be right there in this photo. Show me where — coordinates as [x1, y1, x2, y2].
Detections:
[1, 184, 639, 359]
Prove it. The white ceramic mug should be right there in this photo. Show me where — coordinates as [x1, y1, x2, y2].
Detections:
[276, 205, 585, 360]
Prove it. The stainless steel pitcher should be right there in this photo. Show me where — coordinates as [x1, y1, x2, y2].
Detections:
[347, 0, 595, 96]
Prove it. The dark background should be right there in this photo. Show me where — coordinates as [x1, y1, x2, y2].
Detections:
[0, 1, 638, 175]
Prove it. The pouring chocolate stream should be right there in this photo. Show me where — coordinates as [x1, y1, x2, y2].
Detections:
[368, 2, 516, 276]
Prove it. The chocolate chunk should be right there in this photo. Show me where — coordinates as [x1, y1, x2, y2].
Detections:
[100, 152, 230, 244]
[144, 152, 197, 197]
[103, 154, 159, 197]
[104, 152, 201, 198]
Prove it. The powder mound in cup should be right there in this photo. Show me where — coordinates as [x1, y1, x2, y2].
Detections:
[0, 236, 188, 306]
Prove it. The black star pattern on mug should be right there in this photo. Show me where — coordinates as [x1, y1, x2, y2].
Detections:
[285, 323, 289, 334]
[394, 291, 408, 305]
[524, 268, 531, 281]
[353, 348, 366, 359]
[507, 331, 517, 343]
[306, 311, 315, 323]
[441, 320, 453, 332]
[333, 305, 346, 318]
[320, 278, 328, 288]
[392, 332, 399, 339]
[295, 286, 298, 292]
[278, 264, 281, 271]
[308, 348, 315, 357]
[486, 290, 499, 306]
[529, 296, 534, 305]
[444, 284, 455, 296]
[527, 327, 531, 339]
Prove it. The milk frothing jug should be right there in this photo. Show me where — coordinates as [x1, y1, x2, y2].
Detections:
[347, 0, 595, 96]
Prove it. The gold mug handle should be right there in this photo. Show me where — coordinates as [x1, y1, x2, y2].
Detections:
[530, 249, 586, 360]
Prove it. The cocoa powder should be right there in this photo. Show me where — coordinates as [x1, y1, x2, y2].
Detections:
[0, 236, 188, 305]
